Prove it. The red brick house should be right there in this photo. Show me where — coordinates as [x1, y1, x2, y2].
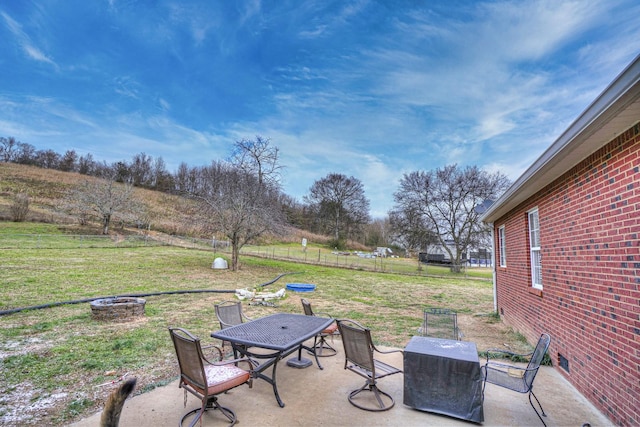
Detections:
[480, 55, 640, 426]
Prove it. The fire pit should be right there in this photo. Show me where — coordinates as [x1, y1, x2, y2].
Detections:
[90, 297, 146, 321]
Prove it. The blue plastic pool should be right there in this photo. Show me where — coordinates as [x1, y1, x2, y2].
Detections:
[286, 283, 316, 292]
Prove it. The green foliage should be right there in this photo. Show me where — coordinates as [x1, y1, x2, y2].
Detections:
[487, 311, 501, 322]
[327, 237, 346, 250]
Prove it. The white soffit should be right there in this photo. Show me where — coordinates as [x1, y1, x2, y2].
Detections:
[481, 55, 640, 224]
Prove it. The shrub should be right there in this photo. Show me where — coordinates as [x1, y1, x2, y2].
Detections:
[10, 192, 30, 222]
[327, 237, 346, 250]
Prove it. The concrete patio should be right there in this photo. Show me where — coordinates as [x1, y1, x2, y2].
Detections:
[72, 338, 611, 427]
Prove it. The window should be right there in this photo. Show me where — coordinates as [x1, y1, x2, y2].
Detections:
[528, 208, 542, 289]
[498, 225, 506, 267]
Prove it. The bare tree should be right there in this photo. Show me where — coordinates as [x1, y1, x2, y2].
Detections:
[130, 152, 153, 187]
[230, 136, 282, 187]
[174, 162, 193, 194]
[78, 153, 95, 175]
[16, 142, 37, 165]
[62, 177, 139, 234]
[388, 208, 439, 257]
[189, 161, 286, 271]
[305, 173, 370, 246]
[0, 137, 18, 162]
[392, 164, 509, 272]
[151, 156, 173, 191]
[34, 149, 60, 169]
[363, 218, 392, 248]
[59, 150, 78, 172]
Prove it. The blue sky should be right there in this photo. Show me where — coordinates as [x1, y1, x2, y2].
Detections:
[1, 1, 639, 217]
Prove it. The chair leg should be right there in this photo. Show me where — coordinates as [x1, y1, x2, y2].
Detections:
[307, 334, 338, 357]
[180, 407, 203, 427]
[347, 380, 395, 411]
[529, 391, 547, 427]
[180, 397, 237, 427]
[317, 335, 338, 356]
[480, 366, 487, 401]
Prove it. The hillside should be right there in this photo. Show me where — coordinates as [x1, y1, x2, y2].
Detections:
[0, 162, 199, 235]
[0, 162, 339, 247]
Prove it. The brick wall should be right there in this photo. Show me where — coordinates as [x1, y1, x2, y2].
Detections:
[493, 123, 640, 426]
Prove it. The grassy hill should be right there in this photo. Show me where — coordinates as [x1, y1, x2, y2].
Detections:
[0, 162, 207, 236]
[0, 163, 367, 252]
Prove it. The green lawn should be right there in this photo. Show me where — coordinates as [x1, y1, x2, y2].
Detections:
[0, 225, 500, 425]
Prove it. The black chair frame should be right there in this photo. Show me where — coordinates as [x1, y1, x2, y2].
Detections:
[301, 298, 338, 357]
[336, 319, 403, 412]
[482, 333, 551, 426]
[418, 307, 462, 340]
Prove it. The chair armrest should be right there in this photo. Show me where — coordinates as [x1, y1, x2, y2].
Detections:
[485, 360, 525, 370]
[372, 345, 403, 356]
[212, 357, 256, 370]
[201, 344, 224, 363]
[218, 319, 239, 329]
[484, 361, 539, 377]
[313, 311, 333, 318]
[485, 348, 533, 363]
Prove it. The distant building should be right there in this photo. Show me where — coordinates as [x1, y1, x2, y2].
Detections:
[373, 247, 393, 258]
[418, 246, 490, 265]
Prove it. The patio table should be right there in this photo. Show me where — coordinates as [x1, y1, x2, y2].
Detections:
[211, 312, 333, 407]
[403, 336, 484, 423]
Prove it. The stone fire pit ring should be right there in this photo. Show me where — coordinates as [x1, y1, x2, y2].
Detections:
[90, 297, 146, 321]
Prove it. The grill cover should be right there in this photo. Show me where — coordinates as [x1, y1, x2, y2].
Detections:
[403, 336, 484, 423]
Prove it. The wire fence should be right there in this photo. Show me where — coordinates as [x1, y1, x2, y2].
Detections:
[0, 234, 492, 280]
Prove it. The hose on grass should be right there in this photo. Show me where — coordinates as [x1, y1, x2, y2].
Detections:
[0, 272, 302, 317]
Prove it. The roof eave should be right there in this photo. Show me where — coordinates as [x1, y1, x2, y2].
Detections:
[481, 55, 640, 224]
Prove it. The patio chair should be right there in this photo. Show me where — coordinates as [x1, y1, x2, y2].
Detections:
[168, 327, 253, 427]
[417, 308, 462, 340]
[481, 333, 551, 426]
[214, 301, 252, 354]
[336, 319, 403, 411]
[300, 298, 338, 357]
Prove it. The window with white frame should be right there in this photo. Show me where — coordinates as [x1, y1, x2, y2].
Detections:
[528, 208, 542, 289]
[498, 225, 506, 267]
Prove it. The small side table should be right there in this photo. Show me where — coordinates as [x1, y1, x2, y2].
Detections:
[403, 336, 484, 423]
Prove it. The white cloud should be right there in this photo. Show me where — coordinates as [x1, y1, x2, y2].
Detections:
[3, 0, 639, 218]
[1, 11, 56, 67]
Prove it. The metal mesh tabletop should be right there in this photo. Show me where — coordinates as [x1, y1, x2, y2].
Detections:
[211, 313, 333, 351]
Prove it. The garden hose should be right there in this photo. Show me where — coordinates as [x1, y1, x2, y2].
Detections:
[0, 272, 301, 316]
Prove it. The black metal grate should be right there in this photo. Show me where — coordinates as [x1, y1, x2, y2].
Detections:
[559, 353, 569, 372]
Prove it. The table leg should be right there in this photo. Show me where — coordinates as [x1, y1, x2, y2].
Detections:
[308, 337, 324, 370]
[241, 348, 287, 408]
[270, 356, 285, 407]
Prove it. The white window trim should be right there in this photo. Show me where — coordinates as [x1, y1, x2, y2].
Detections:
[528, 208, 542, 290]
[498, 225, 506, 267]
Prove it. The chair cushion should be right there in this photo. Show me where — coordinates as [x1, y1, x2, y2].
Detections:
[204, 364, 251, 395]
[323, 322, 338, 334]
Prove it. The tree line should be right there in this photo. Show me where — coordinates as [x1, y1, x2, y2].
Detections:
[1, 135, 510, 272]
[0, 136, 175, 191]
